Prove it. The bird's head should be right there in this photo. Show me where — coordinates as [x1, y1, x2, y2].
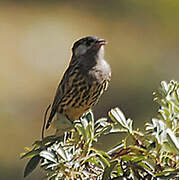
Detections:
[72, 36, 107, 57]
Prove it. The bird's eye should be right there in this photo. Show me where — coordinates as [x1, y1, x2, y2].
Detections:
[86, 41, 91, 46]
[86, 39, 95, 46]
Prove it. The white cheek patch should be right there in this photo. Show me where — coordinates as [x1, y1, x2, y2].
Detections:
[100, 46, 104, 53]
[75, 45, 88, 56]
[98, 46, 104, 58]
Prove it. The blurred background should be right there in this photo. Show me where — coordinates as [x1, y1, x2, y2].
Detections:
[0, 0, 179, 179]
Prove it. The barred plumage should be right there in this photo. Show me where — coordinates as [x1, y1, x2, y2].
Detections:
[46, 36, 111, 129]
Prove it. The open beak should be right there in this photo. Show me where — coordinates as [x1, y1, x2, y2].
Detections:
[97, 39, 107, 46]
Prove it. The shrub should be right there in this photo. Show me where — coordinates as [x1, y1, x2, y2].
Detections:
[21, 80, 179, 179]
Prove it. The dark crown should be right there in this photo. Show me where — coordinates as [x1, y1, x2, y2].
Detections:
[72, 36, 99, 50]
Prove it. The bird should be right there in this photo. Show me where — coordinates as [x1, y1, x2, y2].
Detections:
[45, 36, 111, 131]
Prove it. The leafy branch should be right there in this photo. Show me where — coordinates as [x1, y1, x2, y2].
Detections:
[21, 80, 179, 179]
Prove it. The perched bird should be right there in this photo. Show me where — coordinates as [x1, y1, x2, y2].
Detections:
[45, 36, 111, 130]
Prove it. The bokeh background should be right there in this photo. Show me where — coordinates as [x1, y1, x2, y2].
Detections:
[1, 0, 179, 179]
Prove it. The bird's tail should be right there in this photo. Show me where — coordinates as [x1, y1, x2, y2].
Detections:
[41, 104, 51, 140]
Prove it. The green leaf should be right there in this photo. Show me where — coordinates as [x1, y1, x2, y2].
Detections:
[86, 111, 93, 123]
[132, 156, 145, 163]
[32, 140, 42, 148]
[85, 125, 92, 141]
[56, 146, 68, 160]
[40, 150, 57, 163]
[20, 148, 41, 159]
[122, 155, 133, 161]
[109, 108, 126, 126]
[48, 174, 57, 180]
[24, 155, 41, 177]
[160, 81, 169, 94]
[95, 118, 108, 126]
[95, 150, 110, 167]
[102, 160, 118, 180]
[97, 150, 111, 159]
[95, 125, 112, 137]
[164, 128, 179, 153]
[109, 108, 133, 133]
[138, 161, 154, 171]
[75, 123, 87, 141]
[156, 169, 179, 179]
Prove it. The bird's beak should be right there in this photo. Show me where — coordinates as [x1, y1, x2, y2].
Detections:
[97, 39, 107, 46]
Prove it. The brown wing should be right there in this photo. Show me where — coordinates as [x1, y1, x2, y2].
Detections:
[46, 64, 76, 129]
